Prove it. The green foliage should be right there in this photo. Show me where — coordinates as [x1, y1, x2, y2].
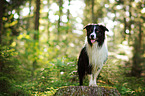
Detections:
[0, 46, 31, 96]
[11, 57, 78, 96]
[115, 77, 145, 95]
[0, 0, 145, 96]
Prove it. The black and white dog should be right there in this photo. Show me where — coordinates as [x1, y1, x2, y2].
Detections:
[78, 24, 109, 86]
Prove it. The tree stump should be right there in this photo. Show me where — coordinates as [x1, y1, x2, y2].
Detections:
[54, 86, 121, 96]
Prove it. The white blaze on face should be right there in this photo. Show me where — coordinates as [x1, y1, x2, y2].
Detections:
[90, 26, 96, 43]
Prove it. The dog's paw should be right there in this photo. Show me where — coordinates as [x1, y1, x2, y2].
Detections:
[89, 84, 98, 87]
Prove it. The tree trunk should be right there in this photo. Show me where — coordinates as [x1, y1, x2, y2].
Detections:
[54, 86, 121, 96]
[26, 0, 32, 30]
[91, 0, 95, 23]
[57, 0, 63, 41]
[128, 0, 132, 45]
[0, 0, 5, 45]
[32, 0, 40, 80]
[131, 21, 143, 77]
[34, 0, 40, 40]
[64, 0, 71, 56]
[0, 0, 5, 72]
[66, 0, 70, 34]
[47, 0, 50, 40]
[130, 2, 143, 77]
[123, 5, 126, 41]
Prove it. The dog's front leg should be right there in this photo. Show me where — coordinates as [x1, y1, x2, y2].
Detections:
[93, 65, 103, 86]
[88, 74, 98, 86]
[88, 74, 94, 86]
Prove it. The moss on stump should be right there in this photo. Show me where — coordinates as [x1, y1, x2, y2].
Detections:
[54, 86, 121, 96]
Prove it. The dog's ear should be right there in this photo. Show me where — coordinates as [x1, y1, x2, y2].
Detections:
[83, 24, 91, 30]
[99, 25, 109, 32]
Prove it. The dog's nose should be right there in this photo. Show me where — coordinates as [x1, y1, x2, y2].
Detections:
[91, 35, 94, 39]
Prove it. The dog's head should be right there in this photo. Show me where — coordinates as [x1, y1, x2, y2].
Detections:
[84, 24, 109, 46]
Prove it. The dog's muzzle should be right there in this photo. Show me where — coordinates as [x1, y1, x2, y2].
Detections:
[90, 34, 97, 43]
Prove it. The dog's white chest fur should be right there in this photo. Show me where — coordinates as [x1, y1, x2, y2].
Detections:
[86, 41, 108, 71]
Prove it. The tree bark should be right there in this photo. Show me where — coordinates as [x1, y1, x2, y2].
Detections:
[34, 0, 40, 40]
[130, 3, 143, 77]
[123, 5, 127, 41]
[0, 0, 5, 72]
[47, 0, 50, 39]
[0, 0, 5, 45]
[131, 21, 143, 77]
[57, 0, 63, 41]
[66, 0, 70, 34]
[26, 0, 32, 30]
[91, 0, 95, 23]
[32, 0, 40, 81]
[128, 0, 132, 45]
[54, 86, 120, 96]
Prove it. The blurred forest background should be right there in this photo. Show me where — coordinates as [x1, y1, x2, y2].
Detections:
[0, 0, 145, 95]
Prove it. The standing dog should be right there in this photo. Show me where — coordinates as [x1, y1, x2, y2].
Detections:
[77, 24, 109, 86]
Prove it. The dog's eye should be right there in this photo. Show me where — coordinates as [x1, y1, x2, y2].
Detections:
[98, 32, 102, 36]
[95, 30, 99, 33]
[89, 29, 93, 32]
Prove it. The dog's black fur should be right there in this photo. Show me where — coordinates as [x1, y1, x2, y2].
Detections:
[78, 24, 109, 86]
[84, 24, 108, 46]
